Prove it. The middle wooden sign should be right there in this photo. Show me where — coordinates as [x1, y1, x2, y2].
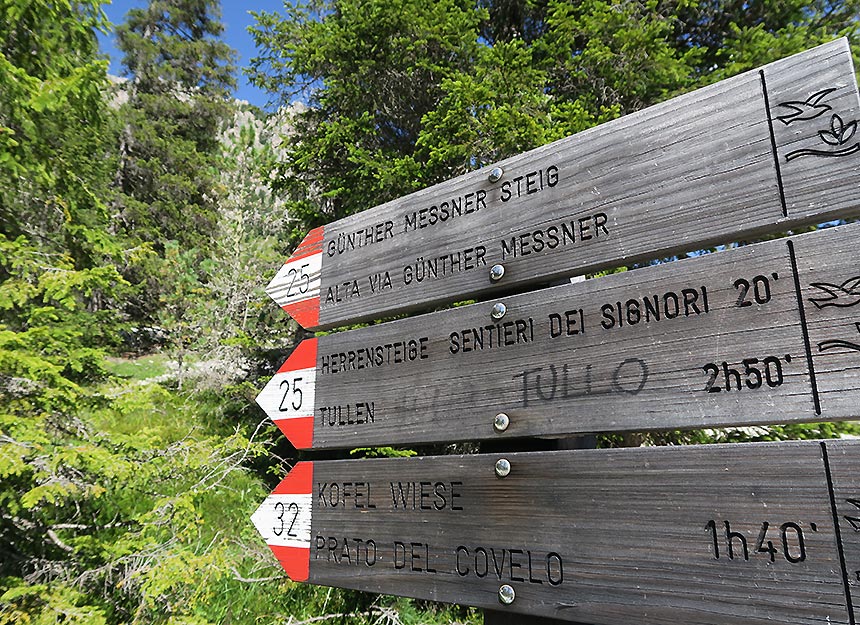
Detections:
[258, 221, 860, 450]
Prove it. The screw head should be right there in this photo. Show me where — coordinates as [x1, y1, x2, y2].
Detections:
[491, 302, 506, 320]
[488, 166, 504, 183]
[493, 412, 510, 432]
[489, 263, 505, 282]
[495, 458, 511, 478]
[498, 584, 516, 604]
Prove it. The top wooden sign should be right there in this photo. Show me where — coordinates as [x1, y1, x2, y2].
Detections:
[267, 39, 860, 330]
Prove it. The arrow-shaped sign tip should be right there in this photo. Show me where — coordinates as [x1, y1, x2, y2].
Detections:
[251, 462, 314, 582]
[256, 339, 318, 450]
[276, 417, 314, 450]
[266, 227, 325, 330]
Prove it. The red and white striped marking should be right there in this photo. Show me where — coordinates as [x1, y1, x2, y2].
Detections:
[266, 227, 324, 329]
[256, 339, 317, 449]
[250, 462, 313, 582]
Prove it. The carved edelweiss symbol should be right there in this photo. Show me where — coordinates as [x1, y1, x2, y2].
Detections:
[776, 88, 860, 161]
[785, 113, 859, 161]
[818, 113, 858, 147]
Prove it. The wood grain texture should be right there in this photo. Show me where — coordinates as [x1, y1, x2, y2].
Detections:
[299, 440, 860, 624]
[291, 39, 859, 330]
[277, 221, 860, 449]
[483, 610, 595, 625]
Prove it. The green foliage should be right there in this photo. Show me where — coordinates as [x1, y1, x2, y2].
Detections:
[202, 108, 303, 359]
[0, 0, 119, 271]
[1, 373, 274, 623]
[350, 447, 418, 458]
[538, 0, 699, 115]
[117, 1, 235, 99]
[114, 0, 237, 328]
[673, 0, 860, 78]
[103, 353, 172, 381]
[418, 39, 554, 174]
[250, 0, 859, 254]
[0, 582, 109, 625]
[249, 0, 488, 244]
[1, 4, 284, 625]
[0, 230, 131, 621]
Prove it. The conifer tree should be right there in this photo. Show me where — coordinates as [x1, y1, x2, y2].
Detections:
[113, 0, 236, 325]
[114, 0, 236, 252]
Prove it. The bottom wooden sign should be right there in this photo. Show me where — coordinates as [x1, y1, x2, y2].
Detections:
[252, 440, 860, 625]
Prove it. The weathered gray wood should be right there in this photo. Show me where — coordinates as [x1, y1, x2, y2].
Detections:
[483, 437, 600, 625]
[252, 439, 860, 625]
[484, 610, 593, 625]
[266, 38, 860, 331]
[258, 221, 860, 450]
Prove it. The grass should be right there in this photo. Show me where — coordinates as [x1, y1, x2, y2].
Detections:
[89, 353, 482, 625]
[104, 352, 172, 381]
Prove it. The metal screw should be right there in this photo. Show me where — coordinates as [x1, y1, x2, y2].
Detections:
[498, 584, 516, 604]
[495, 458, 511, 478]
[493, 412, 510, 432]
[488, 166, 504, 183]
[491, 302, 506, 320]
[489, 263, 505, 282]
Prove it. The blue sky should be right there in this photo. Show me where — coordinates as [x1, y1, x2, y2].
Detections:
[98, 0, 286, 110]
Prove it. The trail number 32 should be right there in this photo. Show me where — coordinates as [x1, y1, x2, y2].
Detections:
[273, 501, 299, 538]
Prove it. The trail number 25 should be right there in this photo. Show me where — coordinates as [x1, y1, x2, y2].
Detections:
[286, 263, 311, 298]
[278, 378, 303, 411]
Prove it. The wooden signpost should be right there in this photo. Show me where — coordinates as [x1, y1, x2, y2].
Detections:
[252, 440, 860, 625]
[252, 38, 860, 625]
[258, 221, 860, 450]
[266, 38, 860, 331]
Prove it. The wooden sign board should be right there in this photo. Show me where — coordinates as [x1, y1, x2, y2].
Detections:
[258, 221, 860, 450]
[267, 38, 860, 330]
[252, 439, 860, 625]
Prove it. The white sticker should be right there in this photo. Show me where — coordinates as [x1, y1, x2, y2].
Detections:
[256, 367, 316, 423]
[266, 253, 322, 308]
[251, 493, 313, 549]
